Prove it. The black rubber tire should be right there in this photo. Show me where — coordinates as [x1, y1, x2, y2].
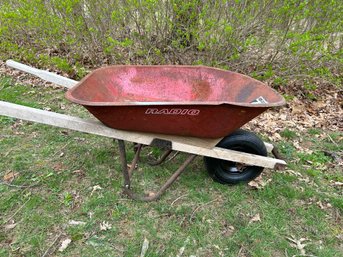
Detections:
[204, 129, 267, 184]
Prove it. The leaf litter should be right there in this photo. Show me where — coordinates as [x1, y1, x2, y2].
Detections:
[245, 85, 342, 143]
[286, 235, 310, 255]
[248, 175, 272, 190]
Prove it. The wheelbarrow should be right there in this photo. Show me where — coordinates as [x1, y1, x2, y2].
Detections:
[1, 60, 287, 201]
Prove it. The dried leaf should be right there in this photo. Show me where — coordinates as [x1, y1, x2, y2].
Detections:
[68, 220, 86, 226]
[248, 176, 271, 190]
[4, 223, 17, 230]
[127, 164, 138, 169]
[279, 114, 287, 121]
[58, 238, 71, 252]
[3, 171, 19, 182]
[90, 185, 102, 196]
[53, 163, 65, 172]
[283, 169, 303, 177]
[221, 224, 235, 237]
[286, 236, 310, 255]
[93, 185, 102, 190]
[146, 191, 156, 197]
[316, 201, 325, 209]
[140, 238, 149, 257]
[313, 101, 326, 109]
[60, 130, 69, 135]
[331, 181, 343, 186]
[99, 221, 112, 231]
[248, 180, 259, 189]
[249, 213, 261, 224]
[291, 103, 305, 115]
[72, 169, 84, 174]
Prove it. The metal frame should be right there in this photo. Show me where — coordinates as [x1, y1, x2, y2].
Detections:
[117, 140, 197, 201]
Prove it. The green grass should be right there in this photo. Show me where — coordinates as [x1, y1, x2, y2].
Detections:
[0, 76, 342, 256]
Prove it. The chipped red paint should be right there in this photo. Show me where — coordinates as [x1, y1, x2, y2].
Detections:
[66, 65, 285, 138]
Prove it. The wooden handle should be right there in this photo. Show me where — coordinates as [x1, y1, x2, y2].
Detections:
[5, 60, 78, 88]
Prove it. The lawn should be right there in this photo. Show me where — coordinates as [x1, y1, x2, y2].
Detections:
[0, 71, 342, 256]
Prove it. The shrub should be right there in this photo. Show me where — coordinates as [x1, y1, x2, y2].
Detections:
[0, 0, 342, 85]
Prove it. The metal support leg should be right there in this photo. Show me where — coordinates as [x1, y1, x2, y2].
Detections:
[117, 139, 197, 201]
[128, 144, 142, 178]
[118, 140, 131, 189]
[123, 154, 197, 201]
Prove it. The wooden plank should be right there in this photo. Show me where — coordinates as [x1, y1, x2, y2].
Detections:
[5, 60, 78, 88]
[0, 101, 286, 168]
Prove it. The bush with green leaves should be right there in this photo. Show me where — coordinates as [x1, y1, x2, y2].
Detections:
[0, 0, 342, 85]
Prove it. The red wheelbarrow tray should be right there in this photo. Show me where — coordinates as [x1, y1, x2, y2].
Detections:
[65, 65, 285, 138]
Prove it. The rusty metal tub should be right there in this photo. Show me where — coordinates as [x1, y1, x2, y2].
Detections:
[65, 66, 285, 138]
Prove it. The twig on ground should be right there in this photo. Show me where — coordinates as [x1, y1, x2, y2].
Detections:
[0, 180, 39, 189]
[4, 149, 12, 158]
[171, 194, 188, 206]
[325, 133, 338, 146]
[292, 254, 318, 257]
[41, 233, 63, 257]
[285, 249, 289, 257]
[52, 141, 72, 157]
[238, 246, 245, 256]
[189, 198, 220, 221]
[3, 197, 31, 224]
[176, 237, 190, 257]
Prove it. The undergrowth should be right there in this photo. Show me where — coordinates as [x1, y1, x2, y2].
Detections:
[0, 0, 342, 87]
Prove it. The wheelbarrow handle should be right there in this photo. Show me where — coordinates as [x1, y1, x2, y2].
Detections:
[6, 60, 78, 88]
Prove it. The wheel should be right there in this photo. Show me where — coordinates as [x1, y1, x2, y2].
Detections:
[204, 129, 267, 184]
